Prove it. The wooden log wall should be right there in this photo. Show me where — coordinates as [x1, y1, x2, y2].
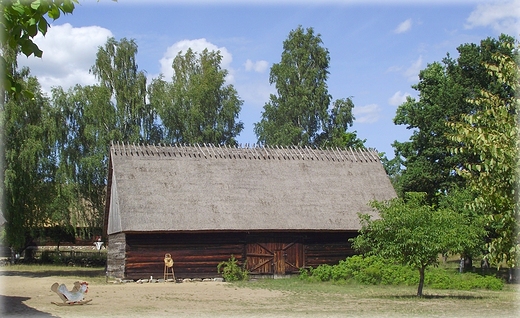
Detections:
[304, 232, 358, 268]
[125, 232, 246, 280]
[118, 231, 360, 280]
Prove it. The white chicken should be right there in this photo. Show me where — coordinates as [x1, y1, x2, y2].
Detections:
[51, 281, 89, 304]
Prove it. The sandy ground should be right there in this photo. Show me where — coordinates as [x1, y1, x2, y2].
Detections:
[1, 273, 294, 318]
[1, 269, 519, 318]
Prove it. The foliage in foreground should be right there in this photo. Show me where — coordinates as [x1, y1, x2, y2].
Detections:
[217, 255, 249, 282]
[351, 192, 485, 296]
[1, 0, 78, 96]
[300, 255, 504, 291]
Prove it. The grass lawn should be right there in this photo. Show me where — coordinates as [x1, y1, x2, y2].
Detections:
[234, 276, 519, 317]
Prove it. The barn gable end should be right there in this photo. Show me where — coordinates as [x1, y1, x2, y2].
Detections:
[104, 143, 396, 279]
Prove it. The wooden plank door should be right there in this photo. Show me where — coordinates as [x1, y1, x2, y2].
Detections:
[281, 242, 303, 273]
[246, 243, 274, 274]
[246, 237, 303, 275]
[273, 250, 285, 275]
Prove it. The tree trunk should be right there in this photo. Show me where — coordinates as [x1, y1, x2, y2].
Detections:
[463, 255, 473, 272]
[10, 247, 15, 265]
[417, 266, 425, 297]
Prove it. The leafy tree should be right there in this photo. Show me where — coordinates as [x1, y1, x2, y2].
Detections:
[91, 37, 152, 143]
[51, 84, 117, 235]
[317, 97, 366, 148]
[254, 26, 364, 148]
[1, 0, 78, 254]
[392, 35, 516, 202]
[150, 48, 244, 145]
[1, 0, 77, 97]
[380, 152, 404, 191]
[447, 43, 519, 280]
[2, 68, 66, 253]
[438, 187, 486, 269]
[351, 193, 484, 297]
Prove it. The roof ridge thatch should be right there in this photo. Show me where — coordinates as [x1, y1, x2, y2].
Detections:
[105, 141, 396, 234]
[110, 141, 381, 163]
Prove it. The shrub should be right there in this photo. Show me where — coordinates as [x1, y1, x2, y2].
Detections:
[217, 255, 249, 282]
[300, 255, 503, 290]
[308, 264, 333, 282]
[425, 268, 504, 290]
[36, 250, 106, 267]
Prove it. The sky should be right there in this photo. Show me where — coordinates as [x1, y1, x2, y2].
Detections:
[18, 0, 520, 158]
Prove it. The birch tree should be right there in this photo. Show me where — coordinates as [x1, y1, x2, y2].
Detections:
[91, 37, 153, 143]
[150, 48, 243, 145]
[254, 26, 364, 148]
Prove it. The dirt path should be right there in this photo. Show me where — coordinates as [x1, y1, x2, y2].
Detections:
[1, 274, 292, 318]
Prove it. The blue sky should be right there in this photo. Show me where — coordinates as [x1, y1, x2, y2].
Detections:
[19, 0, 520, 158]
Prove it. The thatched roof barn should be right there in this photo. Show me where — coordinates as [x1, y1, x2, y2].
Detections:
[104, 143, 396, 279]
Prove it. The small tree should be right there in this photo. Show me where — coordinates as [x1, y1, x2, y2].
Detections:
[351, 192, 484, 297]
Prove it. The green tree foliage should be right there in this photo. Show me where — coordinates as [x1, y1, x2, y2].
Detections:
[391, 35, 516, 202]
[437, 187, 487, 269]
[1, 0, 78, 253]
[317, 97, 366, 148]
[51, 84, 117, 233]
[2, 68, 69, 251]
[254, 26, 364, 148]
[91, 37, 153, 143]
[351, 193, 484, 297]
[149, 48, 243, 145]
[1, 0, 77, 97]
[447, 43, 519, 276]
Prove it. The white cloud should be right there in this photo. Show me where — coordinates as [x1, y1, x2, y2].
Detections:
[404, 55, 423, 82]
[353, 104, 381, 124]
[18, 23, 113, 94]
[159, 38, 234, 82]
[394, 18, 412, 34]
[244, 59, 269, 73]
[236, 81, 274, 109]
[388, 91, 410, 106]
[386, 65, 402, 73]
[465, 0, 520, 35]
[386, 55, 423, 82]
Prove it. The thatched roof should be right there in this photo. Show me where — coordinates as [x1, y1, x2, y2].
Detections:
[104, 143, 396, 235]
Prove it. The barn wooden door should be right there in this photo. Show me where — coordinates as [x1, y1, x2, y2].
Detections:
[246, 237, 303, 275]
[273, 250, 285, 275]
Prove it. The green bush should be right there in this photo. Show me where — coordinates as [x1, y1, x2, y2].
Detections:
[37, 250, 106, 267]
[425, 268, 504, 290]
[217, 255, 249, 282]
[305, 256, 416, 285]
[300, 255, 503, 290]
